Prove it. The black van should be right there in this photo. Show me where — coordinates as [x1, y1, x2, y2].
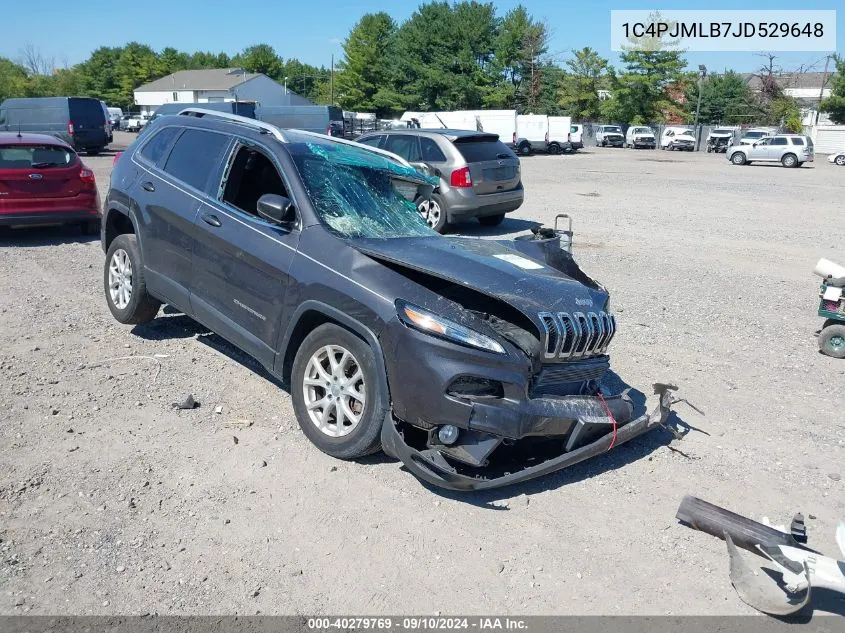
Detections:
[0, 97, 108, 155]
[148, 101, 257, 124]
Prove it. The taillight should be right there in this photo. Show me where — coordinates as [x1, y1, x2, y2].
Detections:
[512, 132, 516, 145]
[67, 120, 74, 135]
[568, 132, 571, 142]
[113, 152, 123, 167]
[450, 166, 472, 188]
[545, 132, 549, 143]
[80, 168, 96, 189]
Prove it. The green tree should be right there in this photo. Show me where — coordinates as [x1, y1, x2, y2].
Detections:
[820, 55, 845, 124]
[685, 71, 756, 124]
[557, 47, 608, 119]
[115, 43, 162, 108]
[159, 47, 191, 75]
[0, 57, 30, 102]
[78, 47, 123, 105]
[189, 51, 231, 68]
[336, 12, 399, 114]
[393, 1, 499, 111]
[233, 44, 284, 80]
[486, 5, 547, 110]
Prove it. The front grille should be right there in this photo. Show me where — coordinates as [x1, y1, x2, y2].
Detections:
[538, 310, 616, 359]
[532, 356, 610, 397]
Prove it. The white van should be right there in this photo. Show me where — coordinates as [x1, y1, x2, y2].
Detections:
[515, 114, 549, 155]
[547, 116, 573, 154]
[570, 124, 584, 150]
[625, 125, 656, 149]
[472, 110, 517, 147]
[660, 127, 696, 151]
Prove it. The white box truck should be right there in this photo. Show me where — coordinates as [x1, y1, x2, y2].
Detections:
[515, 114, 549, 155]
[547, 116, 573, 154]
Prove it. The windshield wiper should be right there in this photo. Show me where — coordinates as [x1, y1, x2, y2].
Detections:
[30, 162, 61, 168]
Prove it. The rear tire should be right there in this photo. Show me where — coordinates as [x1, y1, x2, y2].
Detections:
[547, 143, 561, 155]
[291, 323, 385, 458]
[103, 234, 161, 324]
[518, 142, 531, 156]
[835, 155, 845, 166]
[781, 153, 798, 168]
[478, 214, 505, 227]
[819, 323, 845, 359]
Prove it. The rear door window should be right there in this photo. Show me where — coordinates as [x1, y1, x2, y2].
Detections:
[419, 137, 447, 162]
[68, 98, 105, 125]
[771, 137, 788, 145]
[163, 129, 231, 192]
[452, 137, 514, 163]
[384, 135, 421, 162]
[138, 127, 180, 166]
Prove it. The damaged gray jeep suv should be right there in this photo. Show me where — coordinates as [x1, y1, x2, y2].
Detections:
[102, 108, 674, 491]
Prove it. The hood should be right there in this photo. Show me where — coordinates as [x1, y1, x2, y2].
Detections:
[633, 133, 655, 139]
[351, 236, 608, 326]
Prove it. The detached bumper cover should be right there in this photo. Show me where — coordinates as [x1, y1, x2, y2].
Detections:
[381, 383, 677, 491]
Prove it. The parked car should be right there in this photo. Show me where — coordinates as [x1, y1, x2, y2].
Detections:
[121, 113, 149, 133]
[0, 97, 108, 155]
[357, 128, 523, 232]
[625, 126, 656, 149]
[828, 149, 845, 166]
[726, 134, 814, 167]
[706, 128, 736, 153]
[660, 127, 696, 151]
[569, 124, 584, 150]
[107, 107, 123, 130]
[257, 105, 344, 137]
[737, 128, 776, 145]
[0, 132, 100, 232]
[101, 108, 673, 491]
[595, 125, 624, 147]
[514, 114, 549, 155]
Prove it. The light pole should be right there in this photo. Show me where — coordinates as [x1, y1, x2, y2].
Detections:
[284, 76, 288, 96]
[694, 64, 706, 151]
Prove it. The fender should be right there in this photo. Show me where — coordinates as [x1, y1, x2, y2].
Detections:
[102, 200, 143, 255]
[275, 300, 391, 403]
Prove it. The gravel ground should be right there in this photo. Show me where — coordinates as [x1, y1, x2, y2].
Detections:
[1, 132, 844, 616]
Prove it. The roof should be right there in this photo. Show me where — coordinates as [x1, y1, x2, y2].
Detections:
[135, 68, 262, 92]
[382, 128, 497, 141]
[0, 131, 71, 147]
[742, 72, 831, 91]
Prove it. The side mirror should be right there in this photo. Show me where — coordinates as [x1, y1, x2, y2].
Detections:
[257, 194, 295, 226]
[410, 162, 439, 178]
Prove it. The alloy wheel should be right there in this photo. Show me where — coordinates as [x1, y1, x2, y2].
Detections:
[108, 249, 133, 310]
[302, 344, 366, 438]
[418, 199, 442, 229]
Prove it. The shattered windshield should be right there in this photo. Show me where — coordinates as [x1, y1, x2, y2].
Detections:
[287, 135, 439, 239]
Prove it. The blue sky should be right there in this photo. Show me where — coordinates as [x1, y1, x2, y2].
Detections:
[2, 0, 841, 74]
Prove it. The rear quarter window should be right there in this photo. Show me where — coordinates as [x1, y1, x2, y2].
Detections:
[452, 138, 515, 162]
[163, 129, 231, 191]
[420, 137, 447, 162]
[138, 127, 180, 165]
[790, 137, 804, 146]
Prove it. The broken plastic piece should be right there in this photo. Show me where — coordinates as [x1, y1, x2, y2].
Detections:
[172, 394, 199, 410]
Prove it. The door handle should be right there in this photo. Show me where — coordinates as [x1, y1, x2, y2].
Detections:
[141, 181, 155, 192]
[201, 213, 221, 227]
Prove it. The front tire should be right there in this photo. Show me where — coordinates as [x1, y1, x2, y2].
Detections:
[835, 155, 845, 166]
[291, 323, 385, 458]
[731, 152, 746, 165]
[478, 213, 505, 227]
[417, 194, 448, 233]
[819, 323, 845, 359]
[103, 234, 161, 324]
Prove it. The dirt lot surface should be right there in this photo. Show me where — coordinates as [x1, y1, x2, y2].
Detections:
[2, 132, 844, 616]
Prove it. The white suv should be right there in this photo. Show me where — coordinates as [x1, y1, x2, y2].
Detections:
[727, 134, 814, 168]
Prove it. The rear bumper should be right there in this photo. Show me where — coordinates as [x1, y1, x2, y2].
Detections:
[381, 383, 677, 491]
[0, 195, 100, 226]
[445, 184, 524, 218]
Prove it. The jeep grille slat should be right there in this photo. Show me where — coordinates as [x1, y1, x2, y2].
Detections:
[538, 310, 616, 360]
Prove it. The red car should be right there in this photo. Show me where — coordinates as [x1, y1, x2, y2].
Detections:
[0, 132, 100, 233]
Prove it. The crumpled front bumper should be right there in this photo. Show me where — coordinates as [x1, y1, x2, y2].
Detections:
[381, 383, 677, 491]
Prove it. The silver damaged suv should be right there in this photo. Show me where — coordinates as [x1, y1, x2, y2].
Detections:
[356, 129, 524, 232]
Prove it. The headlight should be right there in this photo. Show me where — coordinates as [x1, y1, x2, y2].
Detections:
[396, 301, 506, 354]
